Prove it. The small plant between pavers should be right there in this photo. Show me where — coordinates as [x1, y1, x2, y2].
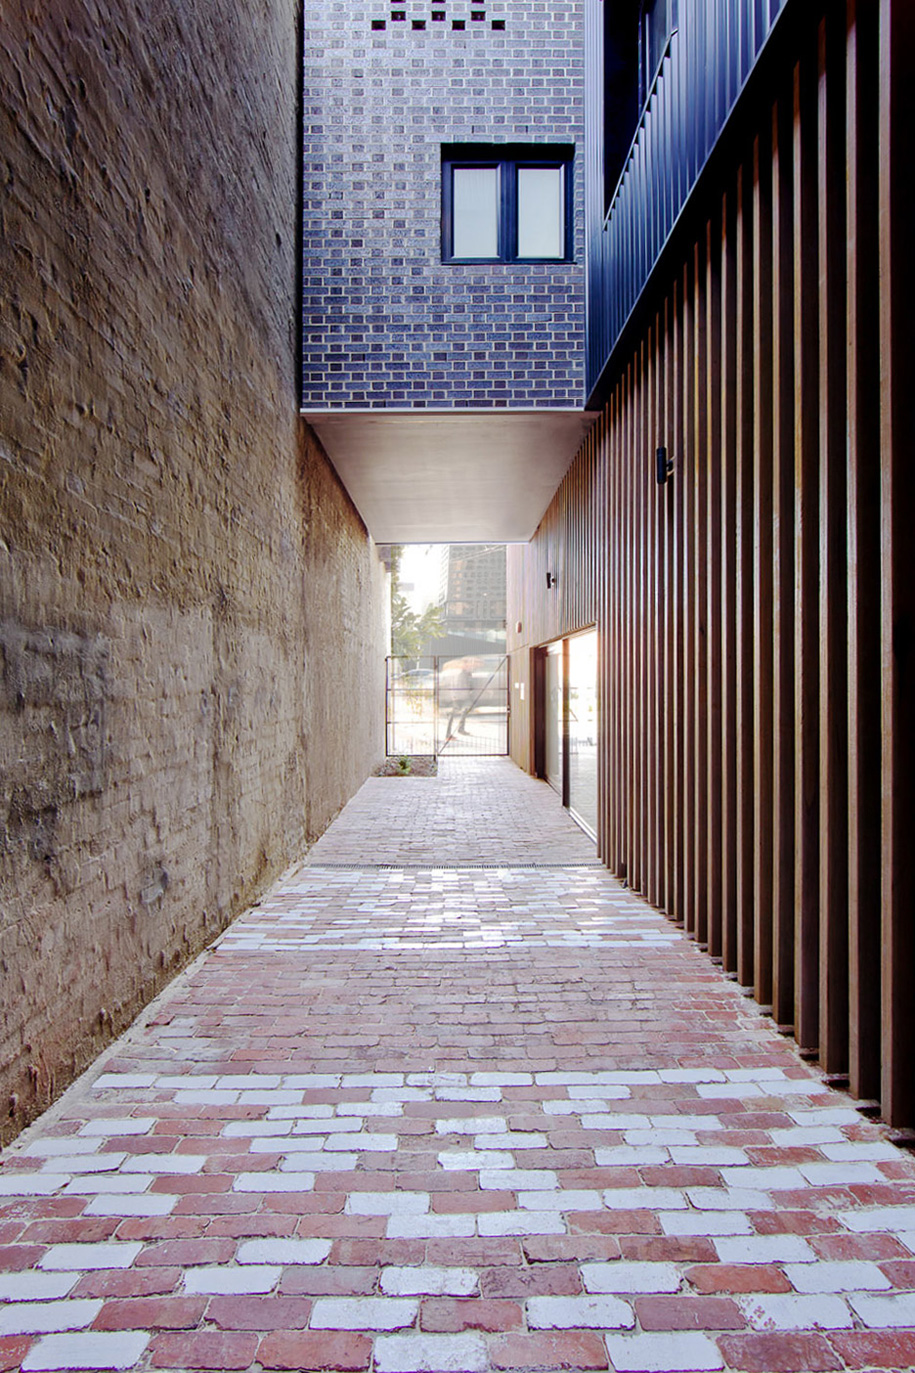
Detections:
[374, 754, 438, 777]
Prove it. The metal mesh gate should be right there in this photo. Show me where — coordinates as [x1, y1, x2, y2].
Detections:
[386, 655, 509, 757]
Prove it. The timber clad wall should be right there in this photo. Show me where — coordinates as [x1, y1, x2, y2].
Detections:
[0, 1, 387, 1141]
[507, 428, 601, 771]
[510, 0, 915, 1128]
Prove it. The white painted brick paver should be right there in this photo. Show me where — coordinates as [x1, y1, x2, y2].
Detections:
[251, 1134, 329, 1151]
[326, 1131, 397, 1150]
[92, 1073, 157, 1090]
[386, 1214, 476, 1239]
[686, 1187, 771, 1210]
[488, 1131, 546, 1148]
[470, 1071, 532, 1086]
[719, 1165, 806, 1190]
[838, 1205, 915, 1232]
[618, 1126, 697, 1144]
[527, 1293, 635, 1329]
[660, 1210, 752, 1236]
[232, 1171, 315, 1190]
[223, 1118, 292, 1136]
[696, 1082, 764, 1099]
[0, 1174, 71, 1195]
[0, 1273, 79, 1301]
[768, 1125, 844, 1145]
[39, 1242, 143, 1270]
[594, 1146, 669, 1166]
[172, 1088, 239, 1104]
[380, 1265, 478, 1295]
[848, 1292, 915, 1326]
[797, 1160, 884, 1185]
[282, 1150, 358, 1170]
[339, 1100, 403, 1115]
[518, 1188, 603, 1211]
[739, 1294, 854, 1329]
[435, 1116, 507, 1135]
[787, 1106, 860, 1125]
[37, 1153, 121, 1175]
[24, 1138, 104, 1156]
[293, 1117, 363, 1134]
[0, 1299, 103, 1336]
[374, 1332, 488, 1372]
[581, 1262, 682, 1293]
[78, 1117, 156, 1136]
[346, 1190, 430, 1215]
[605, 1333, 725, 1371]
[477, 1211, 566, 1236]
[371, 1086, 432, 1102]
[342, 1072, 404, 1087]
[83, 1195, 175, 1216]
[438, 1148, 514, 1170]
[668, 1145, 749, 1165]
[184, 1264, 281, 1294]
[435, 1086, 501, 1101]
[311, 1296, 419, 1329]
[603, 1187, 687, 1210]
[822, 1140, 900, 1161]
[62, 1173, 153, 1193]
[784, 1260, 891, 1292]
[479, 1167, 557, 1190]
[119, 1152, 206, 1172]
[714, 1235, 818, 1264]
[21, 1331, 150, 1371]
[236, 1238, 332, 1264]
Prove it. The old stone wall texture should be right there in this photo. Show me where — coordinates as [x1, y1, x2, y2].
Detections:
[0, 0, 387, 1143]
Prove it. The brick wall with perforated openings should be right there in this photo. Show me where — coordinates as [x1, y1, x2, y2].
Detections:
[0, 0, 388, 1144]
[301, 0, 585, 410]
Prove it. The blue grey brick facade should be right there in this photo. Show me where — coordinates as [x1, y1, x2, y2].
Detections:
[302, 1, 585, 410]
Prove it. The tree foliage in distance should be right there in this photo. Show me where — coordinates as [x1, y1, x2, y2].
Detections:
[390, 545, 445, 660]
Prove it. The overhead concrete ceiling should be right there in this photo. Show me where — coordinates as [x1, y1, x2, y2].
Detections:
[304, 409, 597, 543]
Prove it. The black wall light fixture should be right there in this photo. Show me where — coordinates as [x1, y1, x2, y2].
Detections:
[656, 446, 674, 485]
[546, 571, 558, 589]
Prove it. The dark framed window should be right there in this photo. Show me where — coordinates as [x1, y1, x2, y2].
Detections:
[441, 144, 574, 263]
[603, 0, 678, 210]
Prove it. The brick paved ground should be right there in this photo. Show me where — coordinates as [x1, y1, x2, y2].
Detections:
[2, 761, 915, 1371]
[307, 759, 599, 867]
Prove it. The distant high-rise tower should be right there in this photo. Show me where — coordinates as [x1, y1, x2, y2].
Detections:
[443, 545, 506, 643]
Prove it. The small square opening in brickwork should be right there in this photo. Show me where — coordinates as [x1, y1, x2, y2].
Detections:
[471, 9, 486, 18]
[412, 17, 426, 27]
[452, 18, 465, 28]
[391, 8, 406, 18]
[491, 17, 505, 28]
[372, 18, 386, 27]
[432, 9, 445, 18]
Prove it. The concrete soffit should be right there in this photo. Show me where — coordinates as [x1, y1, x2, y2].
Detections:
[302, 408, 597, 544]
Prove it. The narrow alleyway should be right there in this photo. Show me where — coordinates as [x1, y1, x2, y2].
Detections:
[2, 760, 915, 1373]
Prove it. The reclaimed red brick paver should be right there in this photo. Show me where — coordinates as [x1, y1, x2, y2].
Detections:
[2, 759, 915, 1370]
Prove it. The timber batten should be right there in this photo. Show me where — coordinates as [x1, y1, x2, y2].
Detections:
[509, 0, 915, 1128]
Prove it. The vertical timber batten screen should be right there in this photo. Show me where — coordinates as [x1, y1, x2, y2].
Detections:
[513, 0, 915, 1128]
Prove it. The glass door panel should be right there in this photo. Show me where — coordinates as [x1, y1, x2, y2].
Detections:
[545, 643, 563, 797]
[567, 630, 598, 839]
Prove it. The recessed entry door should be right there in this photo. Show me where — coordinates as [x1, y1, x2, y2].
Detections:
[540, 630, 597, 841]
[567, 629, 598, 839]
